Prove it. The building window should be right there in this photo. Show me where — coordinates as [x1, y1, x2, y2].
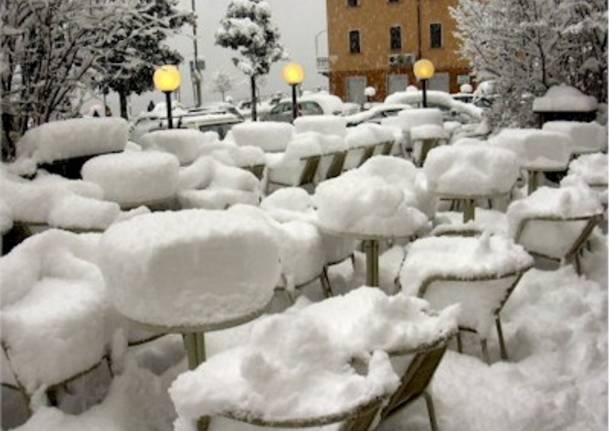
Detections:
[347, 0, 359, 7]
[430, 23, 442, 48]
[349, 30, 361, 54]
[388, 0, 400, 3]
[390, 26, 402, 51]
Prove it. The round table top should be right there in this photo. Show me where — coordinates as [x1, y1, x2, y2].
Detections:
[318, 224, 415, 241]
[123, 295, 274, 334]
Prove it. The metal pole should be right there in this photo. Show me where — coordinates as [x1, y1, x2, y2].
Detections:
[364, 239, 380, 287]
[422, 79, 427, 107]
[463, 199, 475, 223]
[291, 84, 298, 121]
[165, 91, 173, 129]
[191, 0, 203, 107]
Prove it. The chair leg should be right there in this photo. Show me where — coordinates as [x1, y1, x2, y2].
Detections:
[496, 316, 508, 361]
[349, 253, 356, 270]
[574, 253, 582, 275]
[423, 391, 439, 431]
[456, 331, 463, 354]
[480, 338, 490, 365]
[320, 267, 334, 298]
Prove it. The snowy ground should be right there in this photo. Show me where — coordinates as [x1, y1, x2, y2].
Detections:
[3, 228, 607, 431]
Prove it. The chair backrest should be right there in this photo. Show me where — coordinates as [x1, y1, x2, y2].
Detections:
[343, 147, 366, 171]
[417, 270, 528, 335]
[325, 151, 348, 180]
[299, 155, 322, 186]
[358, 145, 377, 167]
[514, 214, 601, 261]
[242, 164, 266, 180]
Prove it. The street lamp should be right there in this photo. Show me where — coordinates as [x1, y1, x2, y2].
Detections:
[153, 65, 181, 129]
[283, 63, 305, 121]
[413, 59, 435, 108]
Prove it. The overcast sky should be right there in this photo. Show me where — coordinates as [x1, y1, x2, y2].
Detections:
[107, 0, 329, 116]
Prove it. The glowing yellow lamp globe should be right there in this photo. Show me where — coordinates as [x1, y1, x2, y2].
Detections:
[153, 65, 182, 93]
[413, 59, 435, 81]
[283, 63, 305, 85]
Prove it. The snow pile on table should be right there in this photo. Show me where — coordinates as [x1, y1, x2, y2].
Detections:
[231, 122, 295, 152]
[532, 85, 598, 112]
[294, 115, 347, 137]
[299, 287, 459, 354]
[0, 170, 142, 231]
[206, 143, 266, 168]
[400, 234, 533, 336]
[169, 313, 399, 425]
[139, 129, 211, 165]
[423, 145, 520, 196]
[507, 186, 603, 258]
[567, 153, 608, 186]
[16, 118, 128, 164]
[178, 157, 261, 210]
[261, 189, 357, 266]
[82, 151, 179, 208]
[315, 156, 432, 237]
[410, 124, 448, 141]
[0, 230, 112, 394]
[543, 121, 607, 154]
[489, 128, 572, 170]
[100, 210, 281, 328]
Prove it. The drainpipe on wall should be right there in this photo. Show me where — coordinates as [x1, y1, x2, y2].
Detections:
[416, 0, 422, 59]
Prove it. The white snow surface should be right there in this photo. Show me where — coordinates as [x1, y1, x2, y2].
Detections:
[81, 151, 179, 207]
[410, 124, 448, 141]
[138, 129, 211, 165]
[490, 128, 572, 170]
[315, 157, 432, 237]
[0, 230, 112, 393]
[294, 116, 347, 137]
[532, 85, 598, 112]
[567, 153, 608, 186]
[99, 210, 281, 328]
[400, 234, 533, 336]
[542, 121, 607, 154]
[345, 123, 395, 148]
[231, 122, 295, 152]
[16, 118, 128, 163]
[423, 145, 520, 196]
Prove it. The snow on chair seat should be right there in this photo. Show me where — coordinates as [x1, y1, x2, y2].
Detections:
[399, 234, 533, 363]
[507, 185, 604, 275]
[81, 151, 180, 210]
[170, 287, 458, 431]
[0, 230, 115, 405]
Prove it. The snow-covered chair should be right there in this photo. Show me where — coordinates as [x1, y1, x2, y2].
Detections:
[423, 145, 520, 222]
[399, 234, 533, 363]
[15, 118, 128, 179]
[169, 288, 459, 431]
[177, 157, 261, 210]
[564, 153, 608, 209]
[507, 186, 604, 274]
[82, 151, 180, 210]
[0, 230, 115, 407]
[231, 121, 295, 153]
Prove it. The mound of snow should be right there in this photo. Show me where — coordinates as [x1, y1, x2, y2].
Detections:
[139, 129, 211, 165]
[231, 122, 295, 152]
[294, 116, 347, 137]
[16, 118, 128, 163]
[423, 145, 520, 196]
[490, 128, 572, 170]
[410, 124, 448, 141]
[567, 153, 608, 186]
[100, 210, 282, 328]
[542, 121, 607, 154]
[346, 123, 395, 148]
[82, 151, 179, 207]
[533, 85, 598, 112]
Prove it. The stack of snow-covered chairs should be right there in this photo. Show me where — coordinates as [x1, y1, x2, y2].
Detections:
[14, 118, 128, 179]
[423, 143, 521, 222]
[343, 123, 397, 171]
[169, 287, 459, 431]
[506, 185, 604, 274]
[399, 234, 533, 363]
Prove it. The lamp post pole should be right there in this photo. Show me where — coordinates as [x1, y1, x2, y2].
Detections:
[165, 92, 173, 129]
[291, 84, 298, 121]
[413, 59, 434, 109]
[422, 79, 427, 108]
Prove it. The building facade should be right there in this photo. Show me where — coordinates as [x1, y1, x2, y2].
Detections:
[324, 0, 471, 103]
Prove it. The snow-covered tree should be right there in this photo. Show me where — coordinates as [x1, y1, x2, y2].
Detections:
[215, 0, 285, 120]
[451, 0, 607, 128]
[95, 0, 192, 120]
[211, 71, 234, 101]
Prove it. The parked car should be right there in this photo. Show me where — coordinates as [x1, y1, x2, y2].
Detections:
[345, 103, 412, 127]
[385, 90, 483, 124]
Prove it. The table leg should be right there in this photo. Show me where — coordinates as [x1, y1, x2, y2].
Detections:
[364, 239, 380, 287]
[528, 171, 539, 195]
[183, 333, 209, 431]
[463, 199, 475, 223]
